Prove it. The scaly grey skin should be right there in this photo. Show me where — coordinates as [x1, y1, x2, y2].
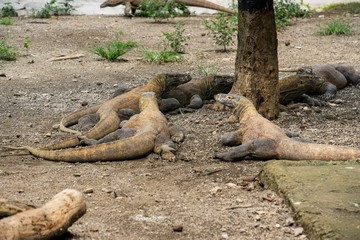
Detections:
[214, 93, 360, 162]
[77, 108, 138, 133]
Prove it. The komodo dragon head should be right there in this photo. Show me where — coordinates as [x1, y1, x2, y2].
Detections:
[100, 0, 123, 8]
[153, 73, 192, 97]
[203, 75, 234, 99]
[215, 93, 246, 109]
[279, 72, 324, 105]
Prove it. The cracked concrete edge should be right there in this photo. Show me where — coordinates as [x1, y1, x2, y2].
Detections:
[258, 159, 360, 240]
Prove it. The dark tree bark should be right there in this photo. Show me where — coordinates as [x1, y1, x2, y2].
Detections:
[232, 0, 279, 119]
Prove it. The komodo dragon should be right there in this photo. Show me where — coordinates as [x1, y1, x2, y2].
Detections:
[2, 92, 184, 162]
[45, 73, 191, 150]
[160, 74, 234, 112]
[213, 93, 360, 161]
[281, 63, 360, 104]
[100, 0, 235, 17]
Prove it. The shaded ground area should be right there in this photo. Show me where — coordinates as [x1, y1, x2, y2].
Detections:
[0, 9, 359, 239]
[259, 160, 360, 239]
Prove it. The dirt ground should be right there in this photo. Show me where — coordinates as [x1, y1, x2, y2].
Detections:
[0, 9, 359, 239]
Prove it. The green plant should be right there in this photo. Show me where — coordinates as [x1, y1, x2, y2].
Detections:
[162, 21, 190, 53]
[24, 37, 32, 54]
[0, 37, 17, 61]
[197, 64, 219, 76]
[274, 0, 311, 27]
[204, 12, 237, 52]
[142, 49, 182, 64]
[0, 17, 14, 25]
[136, 0, 189, 22]
[1, 2, 18, 17]
[317, 18, 355, 36]
[89, 41, 137, 61]
[32, 0, 75, 18]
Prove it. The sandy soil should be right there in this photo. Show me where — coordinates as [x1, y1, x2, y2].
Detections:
[0, 10, 359, 239]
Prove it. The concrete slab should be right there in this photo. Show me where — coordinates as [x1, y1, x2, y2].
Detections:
[259, 160, 360, 240]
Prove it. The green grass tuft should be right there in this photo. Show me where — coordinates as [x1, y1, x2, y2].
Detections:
[0, 17, 14, 25]
[141, 49, 182, 64]
[89, 41, 137, 61]
[317, 18, 355, 36]
[0, 37, 17, 61]
[322, 2, 360, 14]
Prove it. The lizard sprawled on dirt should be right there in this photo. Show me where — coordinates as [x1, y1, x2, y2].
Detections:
[214, 93, 360, 161]
[45, 73, 191, 150]
[159, 74, 234, 112]
[2, 92, 184, 162]
[281, 63, 360, 105]
[100, 0, 235, 17]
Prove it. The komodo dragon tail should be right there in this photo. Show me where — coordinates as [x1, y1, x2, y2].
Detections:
[59, 103, 102, 135]
[4, 131, 157, 162]
[178, 0, 235, 14]
[279, 139, 360, 161]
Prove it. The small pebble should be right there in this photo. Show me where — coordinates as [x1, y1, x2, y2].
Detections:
[28, 123, 33, 128]
[45, 133, 51, 137]
[84, 188, 94, 194]
[173, 224, 183, 232]
[294, 227, 304, 236]
[210, 186, 222, 195]
[73, 173, 81, 177]
[285, 216, 294, 226]
[102, 188, 112, 193]
[81, 101, 88, 106]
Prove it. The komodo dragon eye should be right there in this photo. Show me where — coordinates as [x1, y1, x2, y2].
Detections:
[308, 75, 314, 80]
[226, 96, 233, 100]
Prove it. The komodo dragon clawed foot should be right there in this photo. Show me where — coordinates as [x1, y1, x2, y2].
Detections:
[214, 139, 278, 162]
[169, 124, 185, 143]
[214, 93, 360, 161]
[154, 134, 177, 161]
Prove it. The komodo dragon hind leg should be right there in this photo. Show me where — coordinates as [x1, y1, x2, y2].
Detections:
[169, 124, 185, 143]
[214, 138, 278, 162]
[78, 113, 100, 134]
[78, 128, 137, 146]
[187, 95, 203, 109]
[154, 134, 177, 161]
[335, 66, 360, 86]
[221, 131, 242, 146]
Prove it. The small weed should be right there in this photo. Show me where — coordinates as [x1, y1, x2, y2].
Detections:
[32, 0, 75, 18]
[136, 0, 189, 22]
[142, 49, 182, 64]
[89, 41, 137, 61]
[162, 21, 190, 53]
[0, 37, 17, 61]
[197, 64, 219, 76]
[24, 37, 32, 54]
[1, 2, 18, 17]
[274, 0, 311, 27]
[317, 18, 355, 36]
[0, 17, 14, 25]
[204, 12, 237, 52]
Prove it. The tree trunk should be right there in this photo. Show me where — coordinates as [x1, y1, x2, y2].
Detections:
[232, 0, 279, 119]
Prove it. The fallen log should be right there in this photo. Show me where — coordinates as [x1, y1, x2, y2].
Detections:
[0, 189, 86, 240]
